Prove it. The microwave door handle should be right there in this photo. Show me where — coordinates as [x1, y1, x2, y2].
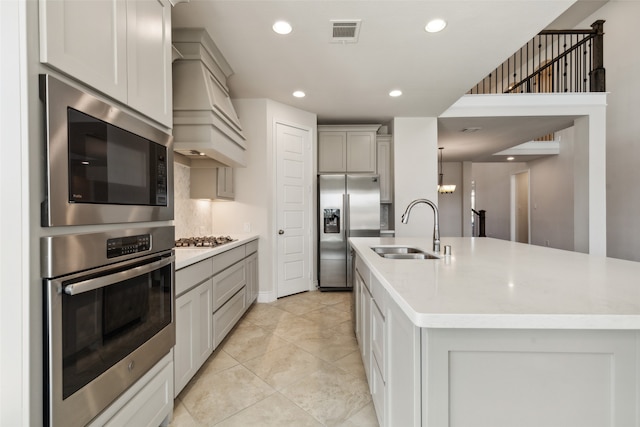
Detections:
[64, 256, 174, 296]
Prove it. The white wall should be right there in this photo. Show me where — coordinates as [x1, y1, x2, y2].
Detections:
[529, 126, 575, 251]
[212, 99, 316, 301]
[393, 117, 439, 240]
[468, 126, 577, 250]
[438, 162, 463, 237]
[472, 162, 528, 241]
[579, 2, 640, 261]
[0, 1, 28, 425]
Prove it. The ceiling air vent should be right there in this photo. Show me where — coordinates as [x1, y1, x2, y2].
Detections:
[330, 19, 361, 43]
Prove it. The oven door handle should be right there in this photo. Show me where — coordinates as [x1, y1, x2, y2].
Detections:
[64, 256, 174, 296]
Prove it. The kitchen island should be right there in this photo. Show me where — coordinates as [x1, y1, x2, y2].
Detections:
[349, 236, 640, 427]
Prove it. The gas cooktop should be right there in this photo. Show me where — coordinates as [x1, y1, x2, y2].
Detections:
[175, 236, 236, 248]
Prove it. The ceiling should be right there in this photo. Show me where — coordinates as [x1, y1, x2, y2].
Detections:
[172, 0, 607, 162]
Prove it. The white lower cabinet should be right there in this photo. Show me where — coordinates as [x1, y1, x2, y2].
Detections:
[174, 239, 258, 397]
[354, 254, 421, 427]
[355, 255, 371, 378]
[89, 353, 173, 427]
[174, 279, 213, 397]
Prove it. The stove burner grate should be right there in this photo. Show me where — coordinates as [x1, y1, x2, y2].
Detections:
[175, 236, 236, 247]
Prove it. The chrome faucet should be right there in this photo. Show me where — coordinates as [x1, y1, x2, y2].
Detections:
[401, 199, 441, 253]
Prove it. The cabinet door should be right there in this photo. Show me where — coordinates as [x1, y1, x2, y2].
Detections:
[39, 0, 128, 102]
[358, 272, 372, 383]
[195, 280, 214, 367]
[174, 279, 213, 397]
[126, 0, 173, 127]
[174, 288, 198, 397]
[377, 137, 393, 203]
[245, 252, 259, 307]
[217, 167, 235, 200]
[347, 132, 376, 173]
[354, 270, 361, 344]
[318, 131, 347, 172]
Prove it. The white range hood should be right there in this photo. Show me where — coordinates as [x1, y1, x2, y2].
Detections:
[172, 28, 246, 167]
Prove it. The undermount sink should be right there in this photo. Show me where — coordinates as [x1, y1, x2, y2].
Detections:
[371, 246, 440, 260]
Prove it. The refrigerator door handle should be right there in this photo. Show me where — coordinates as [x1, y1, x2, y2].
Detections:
[344, 193, 350, 239]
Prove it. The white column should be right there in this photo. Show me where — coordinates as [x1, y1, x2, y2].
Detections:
[393, 117, 438, 238]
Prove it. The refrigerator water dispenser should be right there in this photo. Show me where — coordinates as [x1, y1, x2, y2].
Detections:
[324, 209, 340, 233]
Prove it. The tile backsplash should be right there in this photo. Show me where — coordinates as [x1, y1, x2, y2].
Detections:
[174, 162, 213, 238]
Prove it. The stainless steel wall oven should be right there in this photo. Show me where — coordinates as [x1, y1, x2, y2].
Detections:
[41, 226, 175, 427]
[40, 74, 173, 226]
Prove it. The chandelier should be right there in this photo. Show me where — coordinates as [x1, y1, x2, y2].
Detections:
[437, 147, 456, 194]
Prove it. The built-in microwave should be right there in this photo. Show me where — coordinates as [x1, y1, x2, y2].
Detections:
[40, 74, 173, 226]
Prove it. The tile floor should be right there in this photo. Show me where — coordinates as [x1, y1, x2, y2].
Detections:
[169, 290, 380, 427]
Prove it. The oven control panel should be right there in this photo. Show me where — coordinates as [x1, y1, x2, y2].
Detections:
[106, 234, 151, 258]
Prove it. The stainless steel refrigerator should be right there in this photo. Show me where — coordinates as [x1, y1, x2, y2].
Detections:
[318, 174, 380, 290]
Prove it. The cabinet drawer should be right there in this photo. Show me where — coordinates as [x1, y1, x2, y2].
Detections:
[371, 301, 386, 381]
[245, 239, 258, 255]
[176, 258, 214, 296]
[103, 359, 173, 427]
[212, 261, 246, 312]
[213, 246, 245, 275]
[371, 274, 388, 314]
[213, 287, 246, 348]
[355, 255, 370, 291]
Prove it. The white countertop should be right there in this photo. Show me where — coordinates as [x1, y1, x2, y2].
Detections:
[350, 237, 640, 329]
[174, 234, 259, 270]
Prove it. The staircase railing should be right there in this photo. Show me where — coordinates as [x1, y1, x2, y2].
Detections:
[469, 20, 605, 95]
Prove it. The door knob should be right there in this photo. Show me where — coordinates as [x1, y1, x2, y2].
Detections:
[278, 229, 284, 235]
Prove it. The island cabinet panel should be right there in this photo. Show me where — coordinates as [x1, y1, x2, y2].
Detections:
[355, 256, 372, 382]
[354, 253, 421, 427]
[424, 328, 639, 427]
[385, 301, 421, 427]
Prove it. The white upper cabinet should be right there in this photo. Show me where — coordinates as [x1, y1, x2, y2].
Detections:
[318, 125, 380, 173]
[126, 0, 173, 126]
[39, 0, 128, 102]
[376, 135, 393, 203]
[39, 0, 173, 128]
[317, 131, 347, 172]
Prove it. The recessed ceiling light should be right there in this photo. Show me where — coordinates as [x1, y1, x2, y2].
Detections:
[273, 21, 292, 35]
[507, 156, 515, 161]
[389, 90, 402, 97]
[425, 18, 447, 33]
[292, 90, 305, 98]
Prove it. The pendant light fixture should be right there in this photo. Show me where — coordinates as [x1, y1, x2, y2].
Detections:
[438, 147, 456, 194]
